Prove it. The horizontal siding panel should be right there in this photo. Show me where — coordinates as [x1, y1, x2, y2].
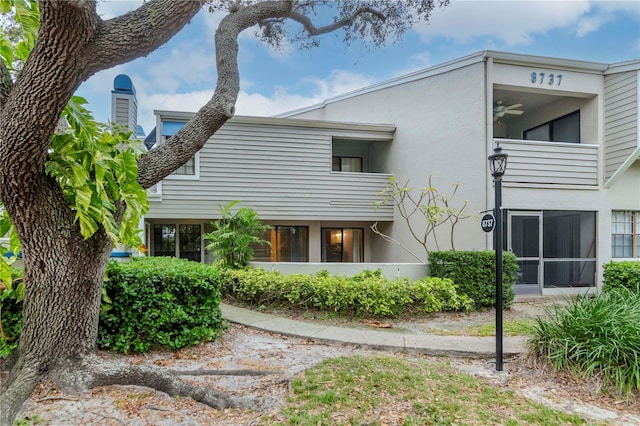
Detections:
[605, 123, 636, 140]
[148, 121, 394, 221]
[604, 71, 638, 180]
[498, 139, 598, 186]
[605, 73, 637, 92]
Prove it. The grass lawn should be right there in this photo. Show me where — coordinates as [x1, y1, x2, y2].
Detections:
[260, 354, 595, 426]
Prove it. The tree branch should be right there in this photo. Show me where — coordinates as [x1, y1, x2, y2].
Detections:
[83, 0, 204, 74]
[288, 6, 386, 36]
[137, 1, 294, 188]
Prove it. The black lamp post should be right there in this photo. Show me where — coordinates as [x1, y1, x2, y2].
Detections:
[488, 145, 508, 372]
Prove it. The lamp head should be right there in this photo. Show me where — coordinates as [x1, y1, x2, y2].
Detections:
[488, 145, 508, 178]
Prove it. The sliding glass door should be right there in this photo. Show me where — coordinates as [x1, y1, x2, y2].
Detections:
[321, 228, 364, 263]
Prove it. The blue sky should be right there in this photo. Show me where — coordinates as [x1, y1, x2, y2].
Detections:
[78, 0, 640, 135]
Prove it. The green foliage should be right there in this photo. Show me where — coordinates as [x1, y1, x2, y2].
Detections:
[372, 176, 474, 262]
[46, 96, 149, 246]
[0, 268, 23, 359]
[203, 201, 271, 268]
[220, 267, 473, 317]
[429, 250, 517, 309]
[0, 204, 21, 290]
[603, 261, 640, 293]
[98, 257, 225, 353]
[0, 0, 39, 74]
[528, 288, 640, 397]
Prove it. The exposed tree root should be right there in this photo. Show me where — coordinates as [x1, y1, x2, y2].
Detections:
[2, 353, 275, 426]
[58, 355, 267, 410]
[0, 359, 42, 426]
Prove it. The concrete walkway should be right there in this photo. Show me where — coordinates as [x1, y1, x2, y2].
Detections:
[220, 303, 528, 359]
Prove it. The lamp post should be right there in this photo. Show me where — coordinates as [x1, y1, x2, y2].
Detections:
[488, 145, 508, 371]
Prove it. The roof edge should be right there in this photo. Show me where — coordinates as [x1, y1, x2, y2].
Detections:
[153, 110, 396, 134]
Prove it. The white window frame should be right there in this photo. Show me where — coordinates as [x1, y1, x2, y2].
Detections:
[158, 134, 200, 181]
[165, 152, 200, 180]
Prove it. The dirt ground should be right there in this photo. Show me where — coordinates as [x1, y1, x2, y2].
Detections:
[11, 300, 640, 425]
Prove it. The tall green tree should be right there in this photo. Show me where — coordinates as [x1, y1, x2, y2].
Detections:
[0, 0, 448, 423]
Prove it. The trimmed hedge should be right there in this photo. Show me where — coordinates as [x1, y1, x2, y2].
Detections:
[219, 268, 473, 317]
[603, 261, 640, 293]
[429, 250, 517, 309]
[99, 257, 225, 353]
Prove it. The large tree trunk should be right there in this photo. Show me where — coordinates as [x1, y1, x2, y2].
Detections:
[0, 175, 113, 424]
[0, 176, 258, 425]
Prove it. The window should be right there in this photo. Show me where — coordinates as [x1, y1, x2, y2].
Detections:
[612, 211, 639, 258]
[173, 157, 196, 176]
[332, 156, 363, 172]
[253, 226, 309, 262]
[524, 111, 580, 143]
[160, 121, 200, 179]
[152, 223, 202, 261]
[153, 224, 176, 257]
[321, 228, 364, 262]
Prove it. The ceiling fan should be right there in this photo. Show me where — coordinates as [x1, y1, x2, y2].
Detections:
[493, 101, 524, 121]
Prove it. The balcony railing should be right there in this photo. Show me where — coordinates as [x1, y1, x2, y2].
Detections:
[496, 139, 598, 186]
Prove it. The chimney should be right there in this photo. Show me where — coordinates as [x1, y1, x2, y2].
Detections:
[111, 74, 141, 136]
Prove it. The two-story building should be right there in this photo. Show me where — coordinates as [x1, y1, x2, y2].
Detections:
[118, 51, 639, 296]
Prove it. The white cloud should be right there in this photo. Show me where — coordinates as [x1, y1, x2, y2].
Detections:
[131, 68, 376, 131]
[96, 0, 143, 20]
[575, 1, 640, 37]
[416, 0, 592, 45]
[301, 69, 377, 100]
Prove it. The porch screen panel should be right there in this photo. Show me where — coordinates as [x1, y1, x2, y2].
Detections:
[542, 211, 596, 288]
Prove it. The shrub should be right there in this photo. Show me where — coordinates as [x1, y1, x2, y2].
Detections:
[0, 268, 24, 359]
[603, 261, 640, 293]
[220, 267, 473, 317]
[528, 288, 640, 397]
[202, 201, 271, 268]
[429, 250, 517, 309]
[429, 250, 518, 308]
[99, 257, 225, 353]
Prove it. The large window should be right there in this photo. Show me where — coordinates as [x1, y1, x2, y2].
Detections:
[321, 228, 364, 263]
[612, 211, 639, 258]
[524, 111, 580, 143]
[152, 223, 202, 262]
[253, 226, 309, 262]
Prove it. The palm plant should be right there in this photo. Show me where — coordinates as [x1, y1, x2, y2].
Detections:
[203, 201, 271, 268]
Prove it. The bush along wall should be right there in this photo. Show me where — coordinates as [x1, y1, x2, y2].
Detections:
[603, 261, 640, 293]
[429, 250, 517, 309]
[99, 257, 225, 353]
[219, 267, 474, 317]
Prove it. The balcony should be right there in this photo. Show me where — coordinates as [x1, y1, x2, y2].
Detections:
[497, 139, 599, 186]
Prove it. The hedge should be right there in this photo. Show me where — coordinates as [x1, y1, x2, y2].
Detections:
[429, 250, 517, 309]
[98, 257, 225, 353]
[603, 261, 640, 293]
[219, 268, 474, 317]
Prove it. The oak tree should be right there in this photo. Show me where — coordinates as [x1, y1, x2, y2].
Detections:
[0, 1, 447, 423]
